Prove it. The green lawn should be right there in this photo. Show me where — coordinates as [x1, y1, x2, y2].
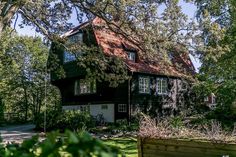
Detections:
[103, 137, 138, 157]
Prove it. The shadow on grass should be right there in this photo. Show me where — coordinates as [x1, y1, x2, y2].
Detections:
[103, 137, 138, 157]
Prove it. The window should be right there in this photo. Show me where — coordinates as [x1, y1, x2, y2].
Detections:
[101, 105, 108, 110]
[69, 33, 83, 43]
[127, 51, 136, 61]
[118, 104, 127, 112]
[64, 51, 76, 63]
[139, 77, 150, 93]
[157, 78, 168, 94]
[75, 79, 96, 95]
[80, 105, 90, 112]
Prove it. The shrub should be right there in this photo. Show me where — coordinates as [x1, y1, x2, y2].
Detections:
[35, 109, 95, 131]
[0, 130, 121, 157]
[139, 114, 236, 143]
[206, 105, 236, 129]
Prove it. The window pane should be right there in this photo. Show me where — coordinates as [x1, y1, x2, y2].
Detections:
[157, 78, 168, 94]
[139, 77, 149, 93]
[80, 80, 91, 94]
[64, 51, 76, 63]
[75, 79, 96, 95]
[69, 33, 83, 43]
[128, 52, 136, 61]
[162, 79, 167, 94]
[118, 104, 127, 112]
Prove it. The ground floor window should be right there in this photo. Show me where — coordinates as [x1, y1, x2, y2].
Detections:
[118, 104, 127, 112]
[101, 104, 108, 110]
[157, 78, 168, 94]
[74, 79, 96, 95]
[80, 105, 90, 112]
[139, 76, 150, 94]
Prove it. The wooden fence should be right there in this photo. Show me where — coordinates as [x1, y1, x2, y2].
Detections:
[138, 137, 236, 157]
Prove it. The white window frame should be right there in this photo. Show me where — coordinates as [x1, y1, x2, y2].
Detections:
[156, 78, 168, 95]
[127, 51, 136, 61]
[139, 77, 150, 94]
[74, 79, 96, 95]
[118, 104, 127, 112]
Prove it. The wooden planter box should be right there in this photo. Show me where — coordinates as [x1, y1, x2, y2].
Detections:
[138, 137, 236, 157]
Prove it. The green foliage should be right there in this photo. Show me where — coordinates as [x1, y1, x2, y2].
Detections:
[0, 131, 121, 157]
[103, 137, 137, 157]
[35, 109, 95, 132]
[206, 105, 236, 129]
[194, 0, 236, 110]
[0, 30, 61, 123]
[170, 116, 184, 129]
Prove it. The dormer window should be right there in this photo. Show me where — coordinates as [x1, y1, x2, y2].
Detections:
[64, 33, 83, 63]
[68, 33, 83, 43]
[127, 51, 136, 61]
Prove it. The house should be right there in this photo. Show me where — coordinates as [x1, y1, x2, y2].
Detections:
[49, 17, 196, 122]
[204, 93, 217, 109]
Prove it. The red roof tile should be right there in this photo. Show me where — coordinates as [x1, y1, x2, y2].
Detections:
[66, 17, 196, 79]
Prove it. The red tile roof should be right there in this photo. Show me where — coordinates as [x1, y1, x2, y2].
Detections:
[65, 17, 195, 79]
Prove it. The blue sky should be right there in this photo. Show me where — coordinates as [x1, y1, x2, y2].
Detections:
[15, 0, 201, 71]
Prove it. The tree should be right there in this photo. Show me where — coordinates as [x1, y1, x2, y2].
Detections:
[0, 30, 60, 122]
[193, 0, 236, 108]
[0, 1, 199, 55]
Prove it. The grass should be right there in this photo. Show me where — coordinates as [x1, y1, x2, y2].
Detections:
[103, 137, 138, 157]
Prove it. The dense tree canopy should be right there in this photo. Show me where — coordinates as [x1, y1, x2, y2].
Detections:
[0, 30, 60, 122]
[193, 0, 236, 108]
[0, 1, 203, 56]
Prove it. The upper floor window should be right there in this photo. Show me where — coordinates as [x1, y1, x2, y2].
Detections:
[75, 79, 96, 95]
[139, 77, 150, 94]
[69, 33, 83, 43]
[157, 78, 168, 95]
[127, 51, 136, 61]
[64, 51, 76, 63]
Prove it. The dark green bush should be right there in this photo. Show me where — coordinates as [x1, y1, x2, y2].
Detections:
[35, 109, 95, 131]
[0, 130, 121, 157]
[206, 105, 236, 129]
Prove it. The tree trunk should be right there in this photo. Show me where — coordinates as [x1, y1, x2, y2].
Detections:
[0, 2, 19, 35]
